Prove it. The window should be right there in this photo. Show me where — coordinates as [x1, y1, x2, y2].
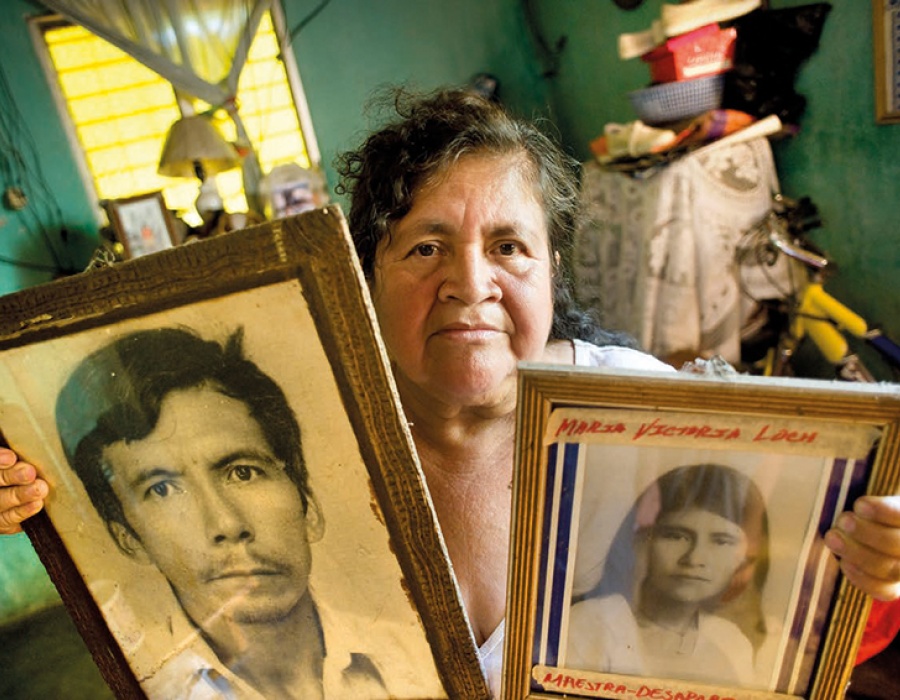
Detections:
[34, 9, 317, 226]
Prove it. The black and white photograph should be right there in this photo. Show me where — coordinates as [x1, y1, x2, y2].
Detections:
[0, 284, 444, 698]
[0, 210, 488, 699]
[503, 366, 900, 700]
[556, 444, 861, 693]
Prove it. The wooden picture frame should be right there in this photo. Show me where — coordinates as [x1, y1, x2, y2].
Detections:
[874, 0, 900, 123]
[0, 206, 489, 700]
[504, 364, 900, 700]
[105, 191, 177, 258]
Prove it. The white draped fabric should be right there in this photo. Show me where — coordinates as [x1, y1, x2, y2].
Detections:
[574, 137, 789, 364]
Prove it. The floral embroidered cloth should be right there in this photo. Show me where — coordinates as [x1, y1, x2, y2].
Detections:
[574, 137, 790, 364]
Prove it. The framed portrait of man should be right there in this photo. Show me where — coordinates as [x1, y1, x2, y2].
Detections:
[0, 207, 490, 700]
[503, 364, 900, 700]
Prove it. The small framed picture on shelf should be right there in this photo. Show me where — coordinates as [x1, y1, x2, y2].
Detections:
[503, 364, 900, 700]
[874, 0, 900, 123]
[105, 191, 176, 258]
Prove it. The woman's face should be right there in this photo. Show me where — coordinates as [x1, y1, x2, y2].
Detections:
[371, 153, 555, 412]
[644, 507, 749, 606]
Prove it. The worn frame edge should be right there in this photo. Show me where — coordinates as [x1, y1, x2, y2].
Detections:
[1, 206, 489, 699]
[502, 365, 900, 700]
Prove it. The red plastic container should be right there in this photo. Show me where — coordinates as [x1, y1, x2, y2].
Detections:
[642, 23, 737, 83]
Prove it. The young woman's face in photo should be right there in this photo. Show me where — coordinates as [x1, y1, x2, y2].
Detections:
[644, 507, 749, 606]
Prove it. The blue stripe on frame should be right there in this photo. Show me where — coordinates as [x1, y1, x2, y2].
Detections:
[532, 442, 559, 670]
[779, 454, 871, 692]
[543, 443, 581, 667]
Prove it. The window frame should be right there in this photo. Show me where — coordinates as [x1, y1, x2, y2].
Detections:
[28, 2, 321, 226]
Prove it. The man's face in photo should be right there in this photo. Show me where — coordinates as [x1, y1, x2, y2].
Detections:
[102, 384, 323, 629]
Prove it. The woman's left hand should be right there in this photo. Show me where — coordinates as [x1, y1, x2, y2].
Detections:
[825, 495, 900, 601]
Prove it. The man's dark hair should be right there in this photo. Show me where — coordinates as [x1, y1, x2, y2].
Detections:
[335, 86, 635, 348]
[55, 326, 311, 548]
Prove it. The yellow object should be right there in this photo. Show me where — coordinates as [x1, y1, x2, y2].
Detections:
[792, 282, 869, 364]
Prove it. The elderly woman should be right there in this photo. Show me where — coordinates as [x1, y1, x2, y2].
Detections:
[2, 88, 899, 696]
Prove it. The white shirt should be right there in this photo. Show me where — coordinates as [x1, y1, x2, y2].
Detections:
[566, 594, 754, 686]
[141, 598, 388, 699]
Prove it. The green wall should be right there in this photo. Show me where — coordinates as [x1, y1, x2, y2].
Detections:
[280, 0, 551, 196]
[0, 0, 551, 622]
[769, 0, 900, 374]
[1, 0, 899, 621]
[0, 1, 100, 297]
[530, 0, 900, 371]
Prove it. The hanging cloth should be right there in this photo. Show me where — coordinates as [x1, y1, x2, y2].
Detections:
[38, 0, 272, 205]
[39, 0, 270, 105]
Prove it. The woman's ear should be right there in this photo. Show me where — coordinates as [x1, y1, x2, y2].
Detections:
[108, 521, 152, 565]
[304, 493, 326, 544]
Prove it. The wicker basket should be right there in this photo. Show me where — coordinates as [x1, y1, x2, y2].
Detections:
[629, 74, 724, 125]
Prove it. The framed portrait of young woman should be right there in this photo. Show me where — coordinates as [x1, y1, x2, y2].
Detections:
[503, 365, 900, 700]
[0, 207, 489, 700]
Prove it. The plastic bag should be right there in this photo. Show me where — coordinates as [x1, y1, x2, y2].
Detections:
[722, 3, 832, 124]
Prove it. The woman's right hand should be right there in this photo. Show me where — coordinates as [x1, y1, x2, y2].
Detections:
[0, 447, 48, 534]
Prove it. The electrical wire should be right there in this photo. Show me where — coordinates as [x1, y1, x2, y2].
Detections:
[287, 0, 332, 45]
[522, 0, 566, 78]
[0, 59, 73, 274]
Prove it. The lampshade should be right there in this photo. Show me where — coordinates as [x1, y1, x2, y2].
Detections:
[157, 115, 240, 180]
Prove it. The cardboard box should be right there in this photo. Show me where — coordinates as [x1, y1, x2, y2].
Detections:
[642, 23, 736, 83]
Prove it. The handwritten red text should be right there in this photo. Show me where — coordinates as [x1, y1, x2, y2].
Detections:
[540, 672, 626, 694]
[753, 424, 818, 444]
[555, 418, 628, 439]
[635, 687, 735, 700]
[539, 673, 736, 700]
[633, 418, 740, 442]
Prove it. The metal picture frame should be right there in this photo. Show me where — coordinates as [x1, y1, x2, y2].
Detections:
[503, 364, 900, 700]
[0, 207, 489, 700]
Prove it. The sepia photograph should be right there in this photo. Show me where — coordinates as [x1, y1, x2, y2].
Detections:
[0, 209, 489, 700]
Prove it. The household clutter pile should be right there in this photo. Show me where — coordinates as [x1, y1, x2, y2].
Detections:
[593, 0, 771, 172]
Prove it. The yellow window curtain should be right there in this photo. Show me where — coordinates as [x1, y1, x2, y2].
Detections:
[38, 0, 271, 206]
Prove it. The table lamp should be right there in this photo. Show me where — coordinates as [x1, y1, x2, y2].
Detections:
[157, 114, 240, 216]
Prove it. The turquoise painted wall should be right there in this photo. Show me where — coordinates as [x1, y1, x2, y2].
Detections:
[530, 0, 900, 371]
[768, 0, 900, 375]
[280, 0, 551, 199]
[0, 0, 550, 622]
[2, 0, 899, 621]
[0, 1, 100, 297]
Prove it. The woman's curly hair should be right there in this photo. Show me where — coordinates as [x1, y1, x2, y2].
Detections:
[335, 86, 635, 347]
